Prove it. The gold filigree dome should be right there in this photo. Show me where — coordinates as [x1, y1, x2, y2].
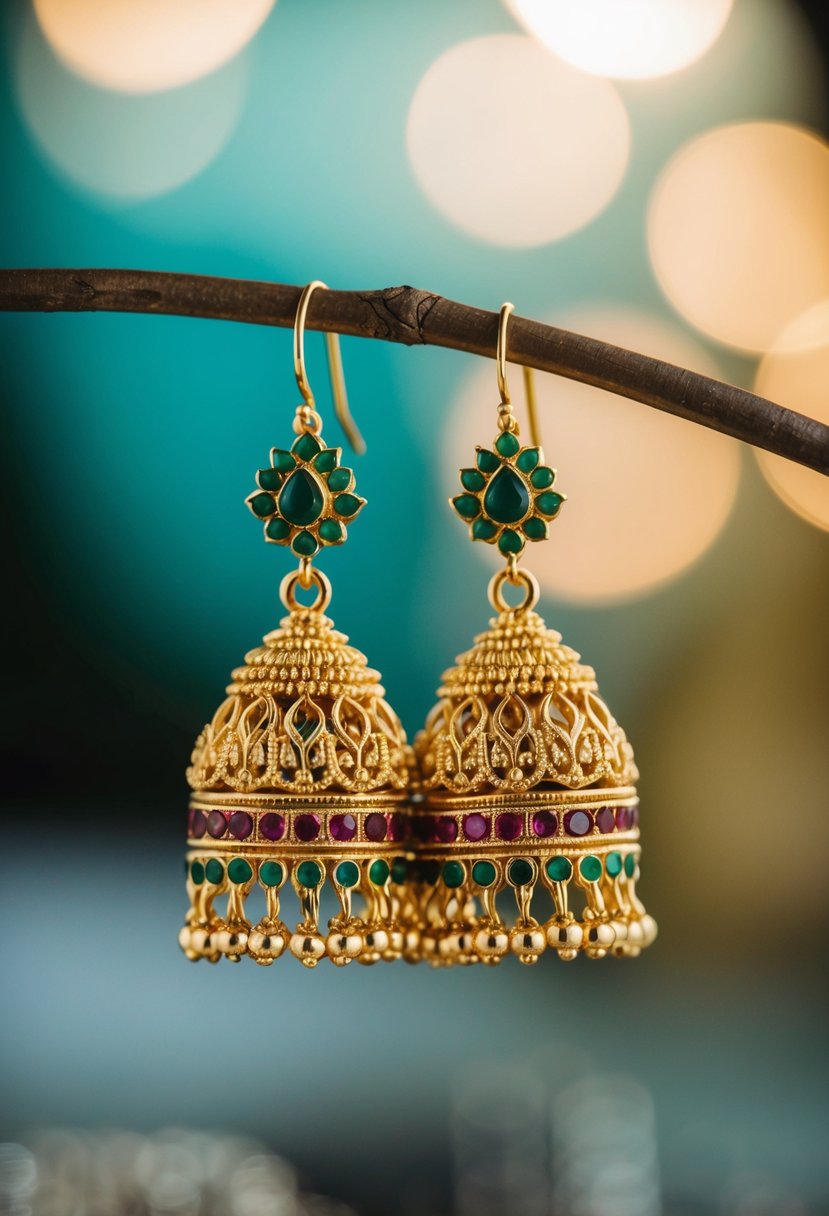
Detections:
[416, 608, 637, 793]
[228, 607, 383, 700]
[188, 608, 410, 795]
[437, 608, 596, 698]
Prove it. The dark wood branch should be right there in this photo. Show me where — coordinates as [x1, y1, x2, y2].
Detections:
[1, 268, 827, 475]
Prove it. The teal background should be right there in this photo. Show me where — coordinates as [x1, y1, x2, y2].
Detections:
[1, 1, 829, 1213]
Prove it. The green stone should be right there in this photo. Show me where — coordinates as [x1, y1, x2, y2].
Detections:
[522, 517, 547, 541]
[495, 431, 520, 458]
[258, 467, 282, 491]
[190, 860, 205, 885]
[484, 466, 530, 524]
[579, 855, 602, 883]
[624, 854, 637, 878]
[335, 861, 360, 888]
[472, 518, 498, 541]
[476, 448, 499, 474]
[296, 860, 322, 888]
[319, 519, 343, 543]
[334, 493, 364, 518]
[605, 852, 623, 878]
[530, 466, 554, 489]
[259, 861, 284, 887]
[271, 449, 296, 472]
[419, 861, 440, 886]
[250, 492, 275, 518]
[314, 448, 339, 473]
[228, 858, 253, 885]
[391, 857, 408, 884]
[278, 468, 324, 526]
[498, 529, 523, 556]
[508, 858, 534, 886]
[327, 467, 352, 492]
[292, 530, 319, 558]
[205, 858, 225, 885]
[265, 517, 290, 541]
[461, 468, 486, 492]
[546, 856, 572, 883]
[369, 859, 390, 886]
[472, 860, 497, 887]
[293, 432, 323, 461]
[442, 860, 465, 889]
[536, 491, 564, 517]
[516, 448, 540, 473]
[452, 494, 481, 520]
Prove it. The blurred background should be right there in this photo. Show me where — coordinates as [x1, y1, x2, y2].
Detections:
[1, 0, 829, 1212]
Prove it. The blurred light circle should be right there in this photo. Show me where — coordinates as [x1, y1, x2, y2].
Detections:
[504, 0, 733, 80]
[33, 0, 274, 94]
[406, 35, 630, 247]
[754, 301, 829, 532]
[16, 13, 246, 200]
[447, 308, 741, 603]
[648, 122, 829, 353]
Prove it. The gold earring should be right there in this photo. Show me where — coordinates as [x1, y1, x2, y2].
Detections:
[410, 303, 656, 967]
[179, 281, 413, 969]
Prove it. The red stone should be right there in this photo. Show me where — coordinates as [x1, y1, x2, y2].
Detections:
[190, 809, 207, 839]
[435, 816, 458, 843]
[595, 807, 616, 834]
[463, 813, 490, 842]
[531, 810, 557, 838]
[364, 813, 388, 842]
[260, 812, 286, 841]
[295, 813, 321, 842]
[496, 812, 523, 841]
[229, 811, 253, 840]
[564, 809, 593, 837]
[207, 810, 227, 839]
[329, 813, 356, 842]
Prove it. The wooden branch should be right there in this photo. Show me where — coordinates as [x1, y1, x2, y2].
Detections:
[1, 268, 827, 475]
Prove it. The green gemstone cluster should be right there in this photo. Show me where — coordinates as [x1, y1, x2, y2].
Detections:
[451, 429, 565, 556]
[246, 430, 366, 558]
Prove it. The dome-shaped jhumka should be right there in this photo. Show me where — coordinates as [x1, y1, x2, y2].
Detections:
[180, 596, 414, 968]
[411, 601, 656, 966]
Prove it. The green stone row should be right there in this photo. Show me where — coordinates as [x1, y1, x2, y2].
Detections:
[189, 856, 408, 890]
[441, 852, 638, 889]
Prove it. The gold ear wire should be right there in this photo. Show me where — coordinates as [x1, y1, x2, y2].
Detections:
[497, 301, 542, 450]
[293, 280, 366, 455]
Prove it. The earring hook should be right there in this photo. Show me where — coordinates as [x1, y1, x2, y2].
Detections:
[496, 302, 542, 450]
[293, 280, 366, 455]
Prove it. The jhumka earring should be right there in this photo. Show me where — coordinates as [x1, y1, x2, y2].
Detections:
[410, 304, 656, 966]
[179, 282, 413, 968]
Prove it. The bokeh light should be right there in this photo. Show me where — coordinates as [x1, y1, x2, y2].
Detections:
[32, 0, 275, 94]
[447, 307, 741, 604]
[406, 34, 630, 247]
[504, 0, 734, 80]
[755, 301, 829, 532]
[648, 121, 829, 353]
[15, 12, 246, 200]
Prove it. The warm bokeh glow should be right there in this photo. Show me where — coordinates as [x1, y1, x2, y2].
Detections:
[16, 13, 246, 199]
[33, 0, 274, 93]
[406, 35, 629, 247]
[504, 0, 733, 80]
[648, 122, 829, 353]
[447, 309, 741, 603]
[755, 301, 829, 532]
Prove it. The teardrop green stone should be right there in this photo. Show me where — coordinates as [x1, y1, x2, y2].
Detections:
[483, 466, 529, 524]
[278, 468, 323, 526]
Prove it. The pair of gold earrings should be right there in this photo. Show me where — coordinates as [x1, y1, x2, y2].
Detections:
[179, 283, 656, 969]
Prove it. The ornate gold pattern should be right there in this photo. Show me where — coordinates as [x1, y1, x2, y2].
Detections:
[417, 607, 637, 793]
[180, 596, 415, 968]
[188, 606, 409, 796]
[410, 567, 655, 966]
